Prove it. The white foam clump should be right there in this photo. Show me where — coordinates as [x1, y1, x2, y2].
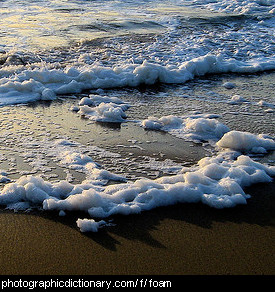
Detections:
[78, 97, 94, 106]
[257, 100, 275, 108]
[78, 103, 127, 123]
[229, 94, 248, 104]
[56, 147, 126, 185]
[79, 94, 128, 108]
[141, 115, 182, 131]
[217, 131, 275, 153]
[76, 218, 107, 232]
[0, 170, 10, 183]
[41, 88, 56, 101]
[141, 115, 230, 142]
[41, 153, 274, 213]
[89, 94, 129, 107]
[200, 0, 275, 15]
[0, 148, 274, 231]
[60, 150, 99, 170]
[74, 95, 130, 123]
[1, 54, 275, 106]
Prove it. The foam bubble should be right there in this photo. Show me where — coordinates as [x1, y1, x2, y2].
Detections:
[141, 114, 230, 143]
[216, 131, 275, 153]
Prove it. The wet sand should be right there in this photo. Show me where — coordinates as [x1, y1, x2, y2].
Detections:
[0, 180, 274, 275]
[0, 73, 274, 275]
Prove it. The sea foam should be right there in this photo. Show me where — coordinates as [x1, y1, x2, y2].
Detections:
[0, 119, 274, 232]
[1, 54, 275, 106]
[141, 114, 230, 142]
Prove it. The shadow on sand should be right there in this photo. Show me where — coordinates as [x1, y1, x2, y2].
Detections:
[22, 180, 275, 251]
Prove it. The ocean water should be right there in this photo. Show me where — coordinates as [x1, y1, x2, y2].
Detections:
[0, 0, 274, 232]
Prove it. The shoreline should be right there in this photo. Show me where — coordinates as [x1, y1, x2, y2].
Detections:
[0, 180, 274, 275]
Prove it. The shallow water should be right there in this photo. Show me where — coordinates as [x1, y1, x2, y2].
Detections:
[0, 96, 206, 183]
[0, 0, 274, 105]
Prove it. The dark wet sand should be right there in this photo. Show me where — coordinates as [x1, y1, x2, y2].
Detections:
[0, 181, 274, 275]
